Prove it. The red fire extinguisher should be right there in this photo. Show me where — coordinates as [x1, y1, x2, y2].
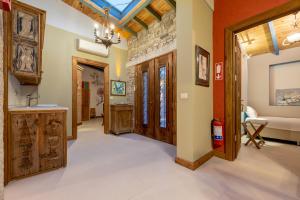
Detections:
[211, 119, 224, 148]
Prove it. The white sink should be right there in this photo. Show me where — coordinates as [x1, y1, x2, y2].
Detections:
[33, 104, 58, 107]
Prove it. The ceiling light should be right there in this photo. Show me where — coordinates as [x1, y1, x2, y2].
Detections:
[287, 32, 300, 43]
[283, 32, 300, 46]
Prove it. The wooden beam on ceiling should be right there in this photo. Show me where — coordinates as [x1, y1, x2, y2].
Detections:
[164, 0, 176, 9]
[120, 0, 153, 27]
[132, 16, 148, 30]
[124, 25, 137, 37]
[268, 22, 280, 55]
[145, 5, 161, 21]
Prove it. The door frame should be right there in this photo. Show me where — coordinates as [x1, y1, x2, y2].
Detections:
[224, 0, 300, 161]
[71, 57, 109, 140]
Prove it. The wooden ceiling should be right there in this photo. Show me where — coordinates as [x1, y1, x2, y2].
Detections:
[62, 0, 176, 38]
[237, 12, 300, 56]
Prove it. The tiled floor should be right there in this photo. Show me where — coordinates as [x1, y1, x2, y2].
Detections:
[5, 119, 300, 200]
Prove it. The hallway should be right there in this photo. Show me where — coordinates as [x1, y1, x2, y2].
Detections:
[4, 119, 300, 200]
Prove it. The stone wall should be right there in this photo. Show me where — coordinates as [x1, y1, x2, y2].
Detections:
[126, 65, 135, 105]
[127, 10, 176, 67]
[0, 10, 4, 200]
[126, 9, 176, 115]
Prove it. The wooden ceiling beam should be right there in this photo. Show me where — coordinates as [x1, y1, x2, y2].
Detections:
[124, 25, 137, 37]
[132, 16, 148, 30]
[164, 0, 176, 9]
[145, 5, 161, 21]
[268, 22, 280, 55]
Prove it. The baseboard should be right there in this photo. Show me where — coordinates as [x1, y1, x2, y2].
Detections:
[175, 150, 214, 170]
[77, 122, 82, 126]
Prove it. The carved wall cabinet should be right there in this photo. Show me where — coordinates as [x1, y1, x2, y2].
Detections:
[8, 109, 67, 182]
[4, 0, 46, 85]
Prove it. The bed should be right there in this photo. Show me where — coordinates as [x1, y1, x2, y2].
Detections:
[245, 107, 300, 145]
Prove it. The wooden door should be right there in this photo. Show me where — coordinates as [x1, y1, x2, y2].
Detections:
[234, 36, 242, 158]
[154, 54, 174, 144]
[82, 81, 90, 121]
[135, 60, 155, 138]
[135, 52, 175, 145]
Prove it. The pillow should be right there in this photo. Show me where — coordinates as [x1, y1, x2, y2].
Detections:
[246, 106, 258, 118]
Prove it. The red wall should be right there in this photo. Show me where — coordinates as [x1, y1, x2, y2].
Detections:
[213, 0, 290, 120]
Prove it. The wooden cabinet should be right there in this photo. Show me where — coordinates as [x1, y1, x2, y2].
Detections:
[8, 110, 67, 182]
[4, 1, 46, 85]
[111, 104, 133, 135]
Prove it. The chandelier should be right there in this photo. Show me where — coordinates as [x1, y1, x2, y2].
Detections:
[94, 8, 121, 49]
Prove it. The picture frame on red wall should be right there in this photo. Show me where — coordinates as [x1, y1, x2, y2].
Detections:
[0, 0, 11, 11]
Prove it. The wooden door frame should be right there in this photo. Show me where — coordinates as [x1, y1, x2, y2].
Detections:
[71, 57, 109, 140]
[224, 0, 300, 161]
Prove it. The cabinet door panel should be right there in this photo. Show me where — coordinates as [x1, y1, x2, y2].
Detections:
[11, 114, 39, 178]
[39, 113, 64, 171]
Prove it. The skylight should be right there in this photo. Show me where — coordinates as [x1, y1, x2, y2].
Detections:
[106, 0, 133, 12]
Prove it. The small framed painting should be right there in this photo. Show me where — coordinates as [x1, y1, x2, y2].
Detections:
[111, 80, 126, 96]
[195, 45, 210, 87]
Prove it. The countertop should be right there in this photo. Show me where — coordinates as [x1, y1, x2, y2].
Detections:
[9, 105, 68, 111]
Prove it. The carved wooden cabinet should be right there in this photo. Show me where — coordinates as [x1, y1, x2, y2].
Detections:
[8, 110, 67, 182]
[4, 1, 46, 85]
[110, 104, 133, 135]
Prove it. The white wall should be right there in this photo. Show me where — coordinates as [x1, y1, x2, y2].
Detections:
[248, 47, 300, 118]
[270, 62, 300, 105]
[176, 0, 213, 162]
[81, 65, 104, 117]
[20, 0, 128, 49]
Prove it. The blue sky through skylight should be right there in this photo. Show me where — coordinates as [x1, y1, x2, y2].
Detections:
[106, 0, 133, 12]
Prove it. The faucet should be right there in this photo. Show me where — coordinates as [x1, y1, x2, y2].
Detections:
[26, 93, 40, 107]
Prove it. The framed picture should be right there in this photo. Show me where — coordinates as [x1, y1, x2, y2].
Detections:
[195, 45, 210, 87]
[111, 80, 126, 96]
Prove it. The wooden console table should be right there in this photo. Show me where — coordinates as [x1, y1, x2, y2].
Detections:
[110, 104, 133, 135]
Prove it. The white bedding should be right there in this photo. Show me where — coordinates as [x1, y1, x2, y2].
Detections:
[259, 116, 300, 132]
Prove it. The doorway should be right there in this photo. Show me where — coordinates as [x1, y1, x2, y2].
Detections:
[224, 0, 300, 161]
[71, 57, 109, 140]
[135, 52, 176, 145]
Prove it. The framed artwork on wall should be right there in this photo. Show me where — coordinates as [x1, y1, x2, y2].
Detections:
[195, 45, 210, 87]
[111, 80, 126, 96]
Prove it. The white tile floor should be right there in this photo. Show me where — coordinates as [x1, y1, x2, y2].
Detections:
[4, 119, 300, 200]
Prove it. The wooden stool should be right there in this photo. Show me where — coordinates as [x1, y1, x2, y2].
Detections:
[242, 118, 268, 149]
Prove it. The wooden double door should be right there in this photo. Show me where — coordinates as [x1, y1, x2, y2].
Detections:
[135, 52, 176, 145]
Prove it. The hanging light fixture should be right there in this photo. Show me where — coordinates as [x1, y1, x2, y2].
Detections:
[94, 8, 121, 49]
[283, 12, 300, 46]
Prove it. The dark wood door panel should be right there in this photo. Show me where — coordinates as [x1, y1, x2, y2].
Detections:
[234, 36, 242, 158]
[154, 53, 173, 144]
[135, 52, 175, 145]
